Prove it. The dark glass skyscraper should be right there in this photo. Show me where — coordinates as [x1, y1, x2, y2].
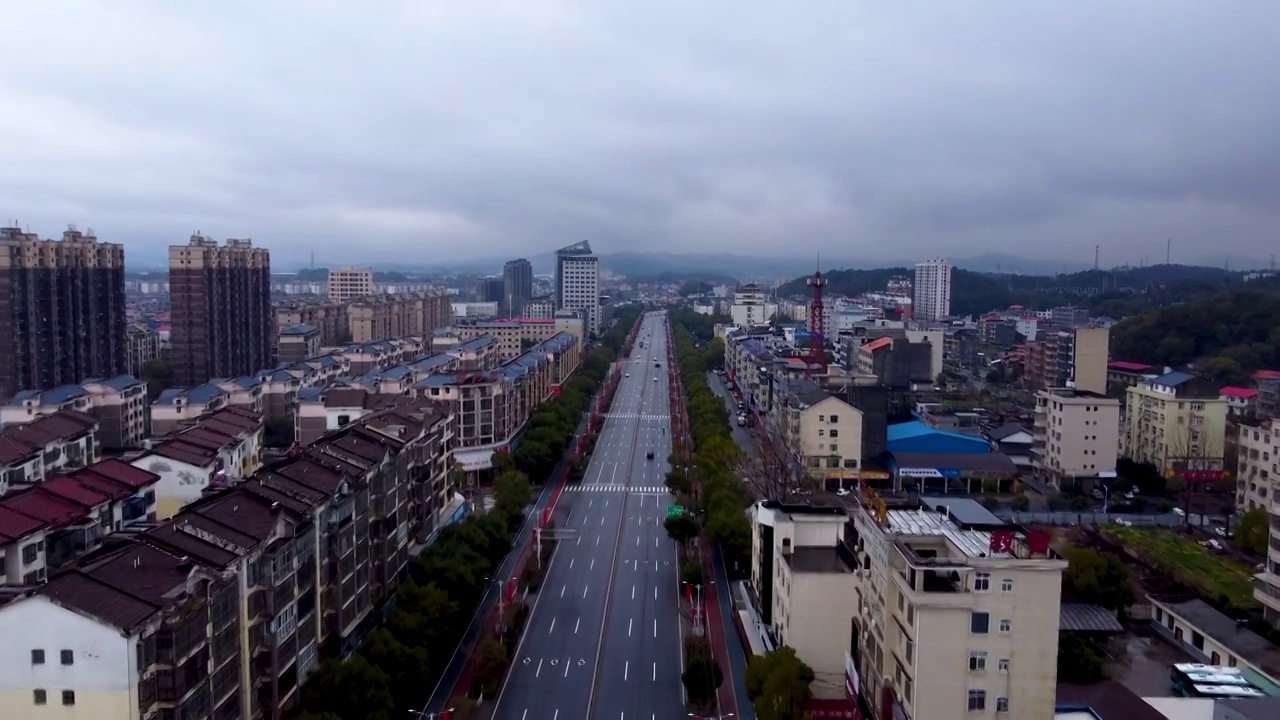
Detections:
[503, 258, 533, 318]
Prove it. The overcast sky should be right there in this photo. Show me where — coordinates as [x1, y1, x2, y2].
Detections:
[2, 1, 1277, 268]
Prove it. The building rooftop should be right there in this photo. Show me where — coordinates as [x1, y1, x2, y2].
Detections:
[885, 505, 1044, 560]
[1055, 681, 1167, 720]
[1041, 387, 1113, 400]
[784, 546, 855, 574]
[917, 496, 1006, 527]
[1, 410, 97, 450]
[891, 452, 1018, 474]
[1152, 371, 1196, 387]
[1165, 598, 1280, 679]
[280, 323, 318, 336]
[1220, 386, 1258, 398]
[556, 240, 595, 256]
[3, 384, 89, 407]
[987, 423, 1032, 442]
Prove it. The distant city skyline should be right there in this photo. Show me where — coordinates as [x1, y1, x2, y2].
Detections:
[4, 3, 1279, 265]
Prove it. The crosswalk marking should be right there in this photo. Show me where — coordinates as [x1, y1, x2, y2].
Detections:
[566, 485, 669, 494]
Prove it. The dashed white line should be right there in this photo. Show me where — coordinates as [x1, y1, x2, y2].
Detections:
[654, 586, 658, 599]
[653, 618, 657, 637]
[549, 618, 556, 634]
[624, 661, 629, 681]
[652, 662, 657, 680]
[655, 537, 659, 547]
[569, 558, 574, 569]
[583, 584, 589, 599]
[521, 710, 527, 720]
[596, 536, 600, 546]
[560, 585, 566, 598]
[635, 536, 640, 546]
[628, 618, 633, 637]
[575, 617, 581, 634]
[590, 558, 596, 570]
[535, 659, 543, 677]
[631, 585, 635, 600]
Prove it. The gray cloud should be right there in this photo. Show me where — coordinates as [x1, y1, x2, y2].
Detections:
[2, 0, 1278, 268]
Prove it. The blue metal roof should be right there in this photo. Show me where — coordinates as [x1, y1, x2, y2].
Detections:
[412, 354, 452, 371]
[154, 388, 184, 405]
[382, 365, 411, 380]
[297, 387, 324, 401]
[502, 365, 528, 381]
[230, 375, 261, 389]
[459, 335, 497, 351]
[887, 421, 989, 448]
[186, 383, 226, 404]
[269, 369, 297, 382]
[418, 374, 459, 388]
[4, 389, 41, 406]
[1153, 371, 1195, 387]
[280, 323, 318, 336]
[40, 384, 89, 405]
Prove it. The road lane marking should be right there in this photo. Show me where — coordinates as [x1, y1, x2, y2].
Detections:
[636, 536, 639, 546]
[590, 558, 595, 570]
[628, 618, 633, 637]
[583, 584, 589, 599]
[631, 585, 635, 599]
[653, 618, 657, 637]
[601, 516, 605, 525]
[653, 662, 657, 681]
[549, 618, 556, 634]
[596, 536, 600, 546]
[521, 710, 527, 720]
[654, 586, 658, 599]
[575, 617, 580, 634]
[535, 659, 543, 677]
[624, 661, 629, 681]
[569, 558, 574, 569]
[577, 536, 581, 546]
[655, 537, 659, 547]
[560, 585, 566, 598]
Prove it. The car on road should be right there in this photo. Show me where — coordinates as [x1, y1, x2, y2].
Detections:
[625, 373, 630, 378]
[653, 377, 658, 382]
[646, 451, 655, 460]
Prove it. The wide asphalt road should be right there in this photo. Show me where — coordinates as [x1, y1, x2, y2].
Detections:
[492, 311, 684, 720]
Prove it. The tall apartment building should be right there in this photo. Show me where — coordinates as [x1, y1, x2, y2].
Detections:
[476, 277, 504, 306]
[503, 258, 534, 318]
[1022, 326, 1109, 395]
[325, 265, 374, 302]
[766, 380, 865, 481]
[730, 283, 776, 327]
[1031, 387, 1120, 490]
[348, 291, 450, 344]
[912, 259, 952, 322]
[275, 300, 351, 346]
[554, 241, 601, 335]
[1123, 372, 1229, 478]
[169, 235, 273, 387]
[0, 226, 127, 401]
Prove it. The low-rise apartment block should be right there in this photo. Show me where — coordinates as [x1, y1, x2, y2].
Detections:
[1031, 387, 1121, 490]
[326, 265, 374, 302]
[126, 325, 163, 377]
[1235, 418, 1277, 512]
[0, 459, 159, 585]
[348, 291, 451, 344]
[1, 375, 147, 450]
[276, 299, 351, 346]
[433, 335, 501, 372]
[0, 411, 100, 495]
[764, 379, 865, 482]
[0, 396, 454, 720]
[129, 407, 264, 518]
[277, 323, 321, 364]
[449, 316, 586, 361]
[1123, 372, 1229, 479]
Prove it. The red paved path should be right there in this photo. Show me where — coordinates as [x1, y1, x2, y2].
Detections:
[699, 540, 739, 719]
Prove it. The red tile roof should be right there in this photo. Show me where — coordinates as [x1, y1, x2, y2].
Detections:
[1220, 386, 1258, 399]
[3, 410, 97, 447]
[40, 476, 111, 508]
[0, 506, 44, 542]
[861, 336, 893, 352]
[1253, 370, 1280, 381]
[0, 435, 39, 465]
[1109, 360, 1154, 372]
[1, 489, 86, 526]
[80, 459, 160, 491]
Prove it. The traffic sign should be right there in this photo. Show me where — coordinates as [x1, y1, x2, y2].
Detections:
[666, 505, 684, 518]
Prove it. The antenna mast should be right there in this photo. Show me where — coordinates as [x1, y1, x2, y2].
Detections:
[1094, 245, 1100, 271]
[805, 259, 828, 378]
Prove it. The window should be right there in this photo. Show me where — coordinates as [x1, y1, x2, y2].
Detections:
[62, 690, 75, 705]
[968, 651, 987, 671]
[998, 619, 1012, 634]
[997, 658, 1010, 674]
[996, 697, 1009, 713]
[970, 612, 989, 634]
[830, 415, 839, 423]
[829, 429, 839, 438]
[60, 649, 73, 665]
[34, 689, 47, 705]
[967, 689, 986, 711]
[973, 572, 990, 592]
[1000, 578, 1014, 593]
[31, 649, 45, 665]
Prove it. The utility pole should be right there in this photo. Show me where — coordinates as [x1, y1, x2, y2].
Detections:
[1094, 245, 1100, 271]
[1166, 238, 1171, 265]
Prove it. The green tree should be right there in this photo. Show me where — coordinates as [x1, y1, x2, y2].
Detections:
[1057, 632, 1106, 684]
[1061, 546, 1135, 611]
[359, 628, 432, 708]
[140, 358, 174, 401]
[664, 514, 700, 546]
[745, 646, 815, 720]
[474, 637, 509, 695]
[1235, 507, 1269, 555]
[682, 655, 724, 708]
[298, 655, 395, 720]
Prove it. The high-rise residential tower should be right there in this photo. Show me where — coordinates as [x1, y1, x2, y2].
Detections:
[169, 234, 273, 386]
[0, 225, 127, 400]
[554, 240, 600, 334]
[326, 265, 374, 302]
[913, 258, 952, 322]
[503, 258, 534, 318]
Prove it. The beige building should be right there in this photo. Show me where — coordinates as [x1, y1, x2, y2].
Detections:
[1235, 418, 1277, 513]
[730, 283, 776, 327]
[0, 376, 148, 451]
[275, 299, 351, 346]
[348, 292, 451, 344]
[1031, 387, 1120, 489]
[1123, 372, 1229, 477]
[752, 495, 1067, 720]
[278, 323, 322, 363]
[326, 265, 374, 302]
[768, 380, 865, 482]
[449, 315, 586, 361]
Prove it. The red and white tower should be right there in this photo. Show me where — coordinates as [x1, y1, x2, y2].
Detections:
[806, 268, 827, 376]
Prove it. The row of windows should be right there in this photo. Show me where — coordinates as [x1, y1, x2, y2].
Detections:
[969, 612, 1013, 634]
[967, 689, 1009, 713]
[971, 573, 1014, 593]
[33, 689, 76, 706]
[31, 649, 74, 665]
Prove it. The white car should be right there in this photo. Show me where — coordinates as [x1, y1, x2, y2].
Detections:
[625, 373, 630, 378]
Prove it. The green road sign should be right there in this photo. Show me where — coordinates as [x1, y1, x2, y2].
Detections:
[666, 505, 684, 518]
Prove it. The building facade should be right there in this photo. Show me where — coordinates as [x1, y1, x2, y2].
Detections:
[169, 235, 273, 387]
[912, 259, 951, 322]
[730, 283, 777, 327]
[348, 292, 450, 344]
[1235, 418, 1277, 513]
[1022, 327, 1109, 396]
[554, 241, 601, 335]
[325, 266, 374, 302]
[1123, 372, 1229, 478]
[0, 226, 127, 401]
[503, 258, 534, 318]
[1031, 388, 1120, 490]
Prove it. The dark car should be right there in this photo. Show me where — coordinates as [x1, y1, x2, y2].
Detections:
[646, 451, 655, 460]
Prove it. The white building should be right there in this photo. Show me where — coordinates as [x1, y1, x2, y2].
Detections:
[913, 259, 952, 322]
[554, 241, 601, 334]
[730, 283, 777, 327]
[326, 265, 374, 302]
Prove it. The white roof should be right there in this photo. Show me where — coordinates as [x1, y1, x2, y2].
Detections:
[886, 508, 1011, 559]
[1140, 697, 1215, 720]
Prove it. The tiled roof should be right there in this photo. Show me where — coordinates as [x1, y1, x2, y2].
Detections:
[1058, 603, 1124, 633]
[185, 383, 227, 405]
[1221, 386, 1259, 398]
[861, 336, 893, 352]
[40, 476, 112, 508]
[0, 435, 39, 465]
[2, 410, 97, 446]
[42, 570, 161, 633]
[1153, 371, 1196, 387]
[0, 505, 45, 543]
[987, 423, 1031, 442]
[1108, 360, 1153, 372]
[457, 335, 497, 352]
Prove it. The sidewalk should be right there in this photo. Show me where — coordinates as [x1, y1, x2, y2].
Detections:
[699, 538, 740, 719]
